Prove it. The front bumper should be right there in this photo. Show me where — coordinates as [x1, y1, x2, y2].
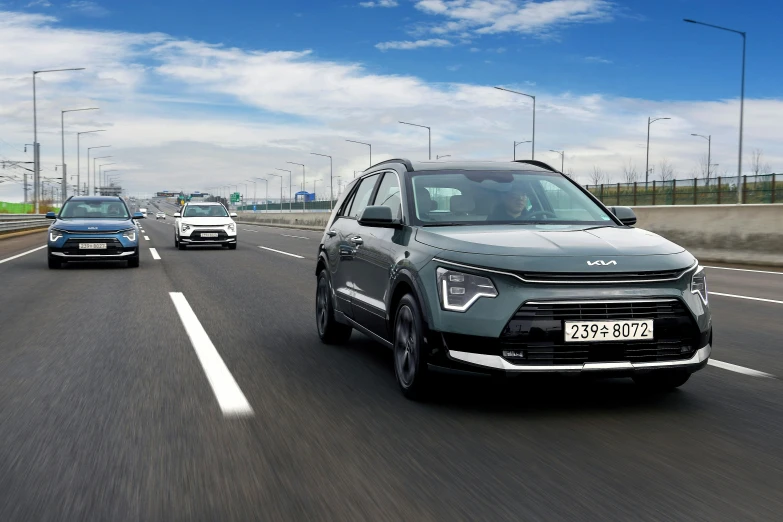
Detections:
[48, 234, 139, 259]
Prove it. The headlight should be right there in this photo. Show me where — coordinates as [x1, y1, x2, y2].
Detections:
[436, 267, 498, 312]
[227, 223, 235, 231]
[181, 223, 191, 232]
[691, 266, 708, 304]
[49, 229, 64, 242]
[122, 229, 136, 242]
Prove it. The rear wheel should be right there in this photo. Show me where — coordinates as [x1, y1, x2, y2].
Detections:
[47, 255, 61, 269]
[315, 269, 352, 344]
[633, 370, 690, 391]
[393, 294, 430, 400]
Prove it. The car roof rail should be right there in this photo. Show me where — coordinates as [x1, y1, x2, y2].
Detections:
[366, 158, 414, 172]
[512, 159, 559, 173]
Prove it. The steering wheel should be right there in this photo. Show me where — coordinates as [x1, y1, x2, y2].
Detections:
[526, 210, 557, 220]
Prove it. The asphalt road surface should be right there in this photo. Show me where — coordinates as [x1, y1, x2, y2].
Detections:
[1, 203, 782, 521]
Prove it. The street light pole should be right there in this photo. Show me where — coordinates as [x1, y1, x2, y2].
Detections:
[436, 154, 451, 160]
[93, 156, 112, 194]
[398, 121, 431, 160]
[98, 163, 116, 191]
[691, 134, 712, 181]
[684, 19, 746, 203]
[287, 162, 306, 212]
[267, 173, 283, 212]
[310, 152, 333, 210]
[645, 117, 671, 184]
[77, 130, 105, 196]
[346, 139, 372, 168]
[61, 107, 99, 203]
[514, 140, 531, 161]
[32, 67, 86, 212]
[495, 86, 536, 160]
[276, 169, 293, 212]
[549, 150, 565, 172]
[87, 146, 110, 195]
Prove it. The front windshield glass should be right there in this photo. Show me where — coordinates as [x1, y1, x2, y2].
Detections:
[183, 204, 229, 218]
[60, 200, 130, 219]
[408, 170, 615, 226]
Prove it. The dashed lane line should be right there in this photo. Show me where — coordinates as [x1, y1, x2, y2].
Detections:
[710, 292, 783, 305]
[704, 265, 783, 276]
[258, 246, 304, 259]
[708, 359, 775, 378]
[144, 236, 150, 241]
[0, 245, 47, 265]
[169, 292, 253, 417]
[280, 234, 310, 239]
[149, 248, 161, 260]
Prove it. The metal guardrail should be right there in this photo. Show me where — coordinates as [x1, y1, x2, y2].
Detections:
[0, 215, 49, 234]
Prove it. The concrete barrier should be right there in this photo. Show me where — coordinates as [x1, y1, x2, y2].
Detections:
[633, 204, 783, 267]
[239, 205, 783, 266]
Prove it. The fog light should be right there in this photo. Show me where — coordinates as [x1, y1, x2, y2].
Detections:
[503, 350, 525, 359]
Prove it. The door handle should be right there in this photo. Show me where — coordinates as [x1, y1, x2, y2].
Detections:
[349, 236, 363, 245]
[326, 230, 337, 237]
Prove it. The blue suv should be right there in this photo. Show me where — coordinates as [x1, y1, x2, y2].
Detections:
[46, 196, 144, 269]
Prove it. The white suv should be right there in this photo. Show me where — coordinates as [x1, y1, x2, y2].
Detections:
[174, 202, 238, 250]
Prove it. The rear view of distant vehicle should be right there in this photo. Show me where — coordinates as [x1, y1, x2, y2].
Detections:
[174, 202, 238, 249]
[46, 196, 144, 269]
[156, 212, 166, 220]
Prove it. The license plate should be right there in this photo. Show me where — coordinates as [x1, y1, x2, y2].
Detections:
[564, 319, 653, 342]
[201, 233, 218, 238]
[78, 243, 107, 250]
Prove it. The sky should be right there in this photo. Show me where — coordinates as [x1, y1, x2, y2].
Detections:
[1, 0, 781, 201]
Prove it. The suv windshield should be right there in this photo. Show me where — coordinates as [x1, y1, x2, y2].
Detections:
[183, 204, 229, 218]
[408, 170, 615, 226]
[60, 200, 130, 219]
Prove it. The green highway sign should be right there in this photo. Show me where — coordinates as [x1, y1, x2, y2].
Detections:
[230, 192, 240, 203]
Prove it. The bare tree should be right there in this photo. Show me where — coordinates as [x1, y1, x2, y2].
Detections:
[622, 160, 638, 184]
[589, 166, 605, 185]
[658, 158, 675, 181]
[750, 148, 764, 176]
[564, 167, 574, 179]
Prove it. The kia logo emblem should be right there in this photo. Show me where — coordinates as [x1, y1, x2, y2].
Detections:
[587, 260, 617, 266]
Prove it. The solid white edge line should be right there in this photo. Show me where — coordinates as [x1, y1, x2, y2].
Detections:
[710, 292, 783, 305]
[280, 234, 310, 240]
[708, 359, 775, 378]
[0, 245, 47, 265]
[169, 292, 253, 416]
[258, 246, 304, 259]
[149, 248, 161, 260]
[704, 265, 783, 276]
[144, 236, 150, 241]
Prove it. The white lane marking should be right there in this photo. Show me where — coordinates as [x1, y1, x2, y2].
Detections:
[704, 265, 783, 276]
[242, 229, 258, 232]
[258, 246, 304, 259]
[280, 234, 310, 240]
[169, 292, 253, 417]
[149, 248, 161, 260]
[0, 245, 47, 265]
[710, 292, 783, 305]
[708, 359, 775, 378]
[144, 236, 150, 241]
[141, 230, 145, 233]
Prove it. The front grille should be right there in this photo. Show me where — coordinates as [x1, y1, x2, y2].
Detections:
[514, 300, 687, 321]
[189, 230, 229, 241]
[61, 229, 127, 235]
[62, 237, 125, 255]
[514, 268, 688, 284]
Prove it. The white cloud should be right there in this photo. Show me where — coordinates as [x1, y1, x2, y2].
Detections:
[414, 0, 614, 38]
[375, 38, 453, 51]
[26, 0, 52, 7]
[66, 1, 110, 17]
[585, 55, 612, 64]
[0, 9, 781, 202]
[359, 0, 399, 6]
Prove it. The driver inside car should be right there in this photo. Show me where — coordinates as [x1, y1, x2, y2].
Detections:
[487, 185, 532, 221]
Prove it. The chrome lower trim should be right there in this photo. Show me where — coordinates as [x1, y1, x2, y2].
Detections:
[447, 344, 711, 373]
[51, 251, 136, 258]
[525, 298, 677, 305]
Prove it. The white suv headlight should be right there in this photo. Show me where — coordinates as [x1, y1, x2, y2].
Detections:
[436, 267, 498, 312]
[691, 266, 708, 304]
[227, 222, 235, 232]
[181, 223, 191, 232]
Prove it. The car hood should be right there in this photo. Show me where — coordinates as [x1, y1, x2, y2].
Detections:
[52, 218, 135, 231]
[179, 217, 233, 225]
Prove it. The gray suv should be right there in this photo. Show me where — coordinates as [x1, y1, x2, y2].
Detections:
[315, 159, 711, 399]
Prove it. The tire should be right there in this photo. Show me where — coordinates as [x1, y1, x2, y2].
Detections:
[127, 254, 140, 268]
[228, 243, 237, 250]
[178, 241, 187, 250]
[174, 235, 179, 248]
[393, 294, 430, 400]
[633, 370, 690, 392]
[48, 255, 61, 269]
[315, 269, 352, 344]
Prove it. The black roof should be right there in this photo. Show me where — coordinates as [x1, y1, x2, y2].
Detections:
[67, 196, 124, 202]
[363, 158, 559, 174]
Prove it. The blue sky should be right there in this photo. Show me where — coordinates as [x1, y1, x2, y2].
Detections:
[0, 1, 781, 199]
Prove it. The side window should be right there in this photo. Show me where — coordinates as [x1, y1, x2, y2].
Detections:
[372, 172, 401, 219]
[347, 174, 379, 219]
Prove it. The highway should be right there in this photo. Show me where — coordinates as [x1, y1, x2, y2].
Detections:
[1, 202, 782, 521]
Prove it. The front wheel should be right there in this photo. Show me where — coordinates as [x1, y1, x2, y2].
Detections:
[228, 243, 237, 250]
[47, 255, 61, 269]
[127, 254, 140, 268]
[633, 370, 690, 392]
[393, 294, 430, 400]
[315, 270, 352, 344]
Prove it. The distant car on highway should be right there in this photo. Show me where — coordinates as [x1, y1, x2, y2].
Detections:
[155, 212, 166, 220]
[174, 201, 238, 249]
[46, 196, 144, 269]
[315, 159, 712, 399]
[139, 208, 148, 217]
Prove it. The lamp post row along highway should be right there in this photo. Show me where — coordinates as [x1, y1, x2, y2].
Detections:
[93, 156, 112, 195]
[646, 117, 670, 185]
[495, 86, 536, 160]
[691, 134, 712, 180]
[286, 162, 306, 212]
[77, 130, 105, 196]
[87, 146, 110, 195]
[276, 168, 292, 212]
[267, 173, 283, 211]
[310, 152, 333, 210]
[61, 107, 99, 204]
[549, 150, 565, 173]
[345, 139, 371, 169]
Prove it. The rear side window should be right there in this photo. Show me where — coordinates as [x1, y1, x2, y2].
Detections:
[346, 174, 379, 219]
[372, 172, 402, 219]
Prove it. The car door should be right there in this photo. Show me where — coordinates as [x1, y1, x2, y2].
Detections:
[349, 171, 403, 339]
[326, 174, 380, 320]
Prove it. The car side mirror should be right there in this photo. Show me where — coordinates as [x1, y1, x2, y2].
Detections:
[173, 212, 181, 217]
[133, 212, 145, 219]
[230, 212, 238, 218]
[358, 206, 398, 227]
[609, 206, 637, 226]
[45, 211, 56, 219]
